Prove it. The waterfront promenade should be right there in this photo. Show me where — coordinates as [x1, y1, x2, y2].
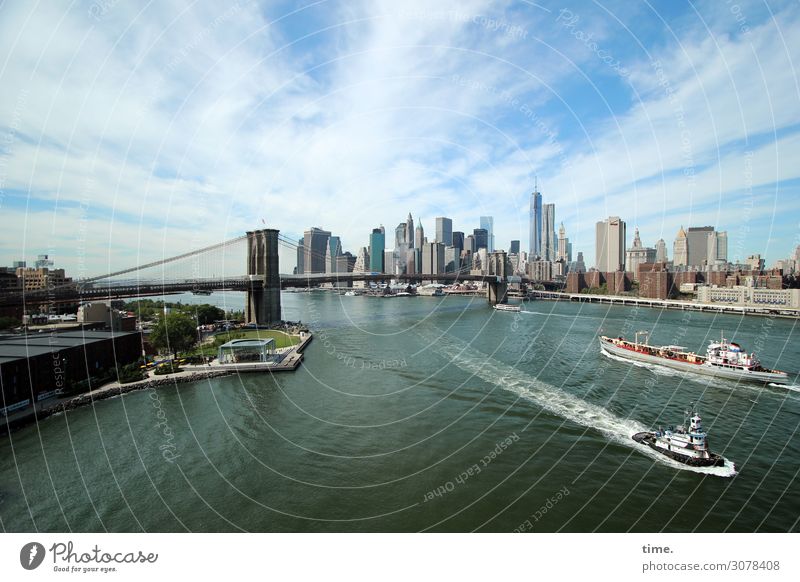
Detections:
[530, 290, 800, 318]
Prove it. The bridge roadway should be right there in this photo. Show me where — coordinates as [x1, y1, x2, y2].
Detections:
[0, 273, 529, 307]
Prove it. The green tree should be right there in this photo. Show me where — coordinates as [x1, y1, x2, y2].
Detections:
[149, 312, 198, 358]
[193, 304, 225, 325]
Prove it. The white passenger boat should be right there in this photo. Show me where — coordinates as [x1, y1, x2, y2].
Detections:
[493, 303, 521, 312]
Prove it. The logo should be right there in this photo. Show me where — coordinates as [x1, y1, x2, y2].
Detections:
[20, 542, 46, 570]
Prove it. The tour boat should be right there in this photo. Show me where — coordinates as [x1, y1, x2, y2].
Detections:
[632, 411, 726, 467]
[600, 331, 789, 385]
[493, 303, 521, 312]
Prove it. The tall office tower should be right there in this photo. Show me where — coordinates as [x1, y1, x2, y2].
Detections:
[444, 246, 458, 273]
[406, 213, 415, 248]
[369, 227, 385, 273]
[452, 231, 464, 254]
[655, 238, 668, 263]
[556, 223, 571, 262]
[384, 250, 395, 274]
[707, 230, 728, 266]
[435, 217, 453, 246]
[353, 247, 370, 272]
[464, 234, 475, 254]
[473, 228, 488, 251]
[421, 242, 445, 275]
[479, 216, 494, 252]
[296, 238, 305, 274]
[510, 240, 520, 255]
[686, 226, 714, 267]
[541, 204, 556, 261]
[574, 252, 586, 273]
[325, 235, 342, 273]
[394, 221, 411, 275]
[625, 227, 657, 275]
[595, 216, 626, 272]
[415, 220, 425, 249]
[529, 187, 542, 257]
[673, 226, 688, 266]
[303, 227, 331, 273]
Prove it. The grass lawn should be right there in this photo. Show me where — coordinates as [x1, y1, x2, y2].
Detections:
[190, 329, 300, 356]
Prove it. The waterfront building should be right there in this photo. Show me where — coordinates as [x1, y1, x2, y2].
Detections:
[696, 285, 800, 311]
[655, 238, 668, 263]
[421, 242, 445, 276]
[529, 260, 553, 282]
[473, 228, 488, 251]
[686, 226, 714, 267]
[510, 240, 520, 255]
[480, 216, 494, 252]
[529, 186, 542, 258]
[303, 227, 331, 274]
[435, 217, 453, 246]
[625, 227, 657, 278]
[15, 266, 72, 291]
[542, 204, 556, 261]
[595, 216, 626, 272]
[369, 227, 385, 273]
[673, 226, 688, 267]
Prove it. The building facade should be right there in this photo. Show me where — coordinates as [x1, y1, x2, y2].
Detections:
[595, 216, 626, 272]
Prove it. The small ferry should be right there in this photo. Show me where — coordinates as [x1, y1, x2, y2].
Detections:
[493, 303, 521, 312]
[600, 331, 789, 385]
[632, 411, 725, 467]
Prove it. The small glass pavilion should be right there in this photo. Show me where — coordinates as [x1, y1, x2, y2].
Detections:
[218, 338, 276, 364]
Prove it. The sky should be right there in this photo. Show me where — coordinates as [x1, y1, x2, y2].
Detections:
[1, 0, 799, 276]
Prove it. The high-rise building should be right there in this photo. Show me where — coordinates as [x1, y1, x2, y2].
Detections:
[556, 223, 571, 262]
[473, 228, 488, 251]
[673, 226, 688, 266]
[464, 234, 475, 254]
[595, 216, 626, 272]
[529, 188, 542, 258]
[655, 238, 668, 263]
[686, 226, 714, 267]
[369, 227, 385, 273]
[415, 220, 425, 249]
[422, 242, 445, 276]
[625, 227, 657, 276]
[303, 227, 331, 274]
[406, 213, 415, 249]
[444, 246, 458, 273]
[296, 238, 305, 274]
[435, 217, 453, 246]
[707, 230, 728, 266]
[541, 204, 556, 261]
[325, 235, 342, 273]
[510, 240, 520, 255]
[452, 231, 464, 254]
[479, 216, 494, 252]
[569, 251, 587, 274]
[353, 247, 370, 272]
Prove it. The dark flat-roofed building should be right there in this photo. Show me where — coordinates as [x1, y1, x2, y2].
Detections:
[0, 330, 142, 417]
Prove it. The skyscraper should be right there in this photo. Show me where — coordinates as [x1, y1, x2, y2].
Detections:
[296, 238, 305, 274]
[473, 228, 488, 251]
[529, 188, 542, 258]
[479, 216, 494, 252]
[541, 204, 556, 261]
[686, 226, 714, 267]
[707, 230, 728, 266]
[625, 227, 656, 275]
[435, 217, 453, 246]
[406, 213, 415, 249]
[415, 219, 425, 249]
[452, 231, 464, 254]
[556, 223, 571, 262]
[325, 235, 342, 273]
[595, 216, 626, 272]
[421, 242, 445, 276]
[369, 227, 385, 273]
[510, 240, 520, 255]
[673, 226, 688, 266]
[655, 238, 668, 263]
[303, 227, 331, 274]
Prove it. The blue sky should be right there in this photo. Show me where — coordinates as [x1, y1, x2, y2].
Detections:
[1, 0, 799, 276]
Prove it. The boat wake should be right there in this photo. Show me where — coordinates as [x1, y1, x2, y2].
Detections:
[520, 310, 598, 320]
[423, 330, 737, 477]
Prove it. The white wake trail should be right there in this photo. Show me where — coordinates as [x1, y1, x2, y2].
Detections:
[424, 331, 737, 477]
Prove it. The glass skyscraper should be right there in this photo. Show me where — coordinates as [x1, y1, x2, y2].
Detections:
[529, 189, 542, 258]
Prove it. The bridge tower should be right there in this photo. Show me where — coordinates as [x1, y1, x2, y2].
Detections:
[245, 229, 282, 325]
[487, 251, 510, 305]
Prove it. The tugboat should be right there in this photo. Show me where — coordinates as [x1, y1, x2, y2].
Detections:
[600, 331, 789, 385]
[632, 411, 725, 467]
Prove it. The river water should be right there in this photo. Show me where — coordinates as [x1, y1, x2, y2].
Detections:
[2, 292, 799, 532]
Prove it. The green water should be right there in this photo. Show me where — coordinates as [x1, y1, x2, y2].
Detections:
[2, 293, 799, 532]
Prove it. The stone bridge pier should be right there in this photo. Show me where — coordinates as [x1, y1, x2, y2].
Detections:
[245, 229, 282, 325]
[487, 251, 511, 305]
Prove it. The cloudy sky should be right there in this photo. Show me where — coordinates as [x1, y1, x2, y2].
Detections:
[1, 0, 799, 276]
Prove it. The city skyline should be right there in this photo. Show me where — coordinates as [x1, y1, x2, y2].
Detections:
[2, 1, 799, 276]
